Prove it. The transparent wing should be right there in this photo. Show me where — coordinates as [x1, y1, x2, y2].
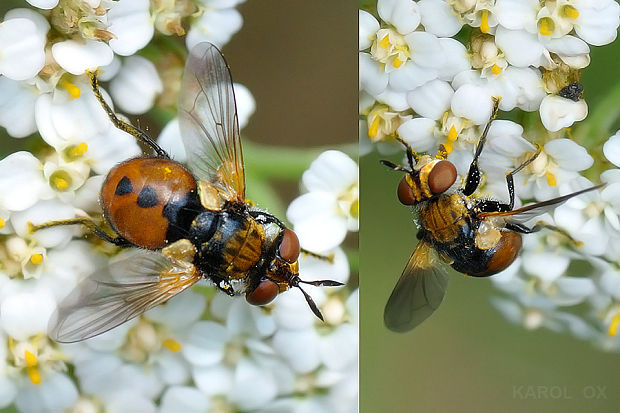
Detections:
[178, 42, 245, 202]
[49, 249, 202, 343]
[478, 184, 604, 225]
[384, 241, 450, 333]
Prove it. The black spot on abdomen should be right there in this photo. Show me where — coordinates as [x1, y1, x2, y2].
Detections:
[115, 176, 133, 196]
[137, 185, 158, 208]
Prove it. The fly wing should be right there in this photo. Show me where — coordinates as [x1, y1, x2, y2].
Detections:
[384, 241, 450, 332]
[178, 42, 245, 202]
[49, 250, 202, 343]
[477, 184, 604, 224]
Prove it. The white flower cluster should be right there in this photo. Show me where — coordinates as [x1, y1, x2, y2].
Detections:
[0, 1, 358, 412]
[360, 0, 620, 350]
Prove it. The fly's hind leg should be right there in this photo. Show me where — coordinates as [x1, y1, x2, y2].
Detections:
[86, 70, 169, 159]
[28, 217, 131, 247]
[505, 221, 583, 248]
[300, 248, 335, 263]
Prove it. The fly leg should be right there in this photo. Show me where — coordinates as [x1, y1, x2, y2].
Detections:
[28, 218, 131, 247]
[463, 97, 501, 196]
[505, 221, 583, 248]
[300, 248, 335, 263]
[502, 147, 542, 210]
[381, 137, 420, 172]
[87, 70, 169, 159]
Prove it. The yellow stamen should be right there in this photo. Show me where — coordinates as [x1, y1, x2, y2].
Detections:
[30, 254, 43, 265]
[69, 142, 88, 158]
[539, 18, 553, 36]
[392, 56, 402, 68]
[491, 64, 502, 75]
[444, 141, 454, 154]
[52, 176, 69, 191]
[379, 34, 390, 49]
[545, 171, 557, 186]
[447, 125, 458, 142]
[25, 350, 37, 367]
[162, 338, 181, 352]
[563, 5, 579, 19]
[609, 313, 620, 336]
[27, 367, 41, 385]
[60, 79, 81, 99]
[0, 217, 5, 229]
[368, 116, 380, 139]
[480, 10, 490, 34]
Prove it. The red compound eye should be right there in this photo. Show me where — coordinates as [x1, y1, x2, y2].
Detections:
[246, 279, 279, 306]
[279, 228, 300, 263]
[397, 176, 415, 205]
[428, 160, 457, 194]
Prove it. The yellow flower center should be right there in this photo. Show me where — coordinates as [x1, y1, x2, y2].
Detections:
[69, 142, 88, 158]
[0, 217, 5, 229]
[50, 170, 73, 192]
[60, 79, 81, 99]
[562, 5, 579, 19]
[30, 254, 43, 265]
[491, 64, 502, 75]
[162, 338, 181, 352]
[480, 10, 490, 33]
[609, 312, 620, 337]
[545, 171, 557, 186]
[539, 17, 554, 36]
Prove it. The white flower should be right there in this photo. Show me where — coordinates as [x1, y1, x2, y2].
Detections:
[186, 1, 244, 50]
[107, 0, 154, 56]
[287, 151, 359, 252]
[51, 40, 114, 76]
[603, 130, 620, 167]
[109, 56, 163, 115]
[0, 76, 40, 138]
[0, 10, 49, 81]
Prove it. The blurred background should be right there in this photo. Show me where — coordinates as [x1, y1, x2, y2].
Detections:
[360, 37, 620, 413]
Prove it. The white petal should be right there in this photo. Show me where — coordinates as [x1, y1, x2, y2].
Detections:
[301, 151, 357, 193]
[160, 386, 210, 413]
[495, 27, 544, 67]
[25, 0, 59, 8]
[406, 31, 443, 67]
[359, 10, 379, 50]
[388, 61, 437, 92]
[182, 321, 228, 366]
[12, 200, 77, 247]
[603, 130, 620, 167]
[500, 66, 545, 111]
[273, 329, 321, 373]
[0, 375, 17, 408]
[0, 151, 49, 211]
[545, 139, 593, 171]
[397, 117, 438, 153]
[0, 77, 38, 137]
[186, 8, 243, 50]
[230, 359, 278, 410]
[437, 38, 470, 80]
[418, 0, 462, 37]
[108, 0, 154, 56]
[494, 0, 539, 31]
[544, 35, 590, 68]
[146, 290, 206, 328]
[110, 55, 163, 114]
[378, 0, 421, 34]
[192, 364, 234, 396]
[374, 86, 410, 111]
[574, 0, 620, 46]
[0, 287, 56, 340]
[232, 82, 255, 130]
[52, 40, 114, 75]
[359, 52, 388, 96]
[522, 251, 569, 283]
[539, 95, 588, 132]
[286, 193, 347, 252]
[158, 118, 187, 162]
[0, 18, 46, 81]
[451, 83, 493, 125]
[15, 373, 78, 413]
